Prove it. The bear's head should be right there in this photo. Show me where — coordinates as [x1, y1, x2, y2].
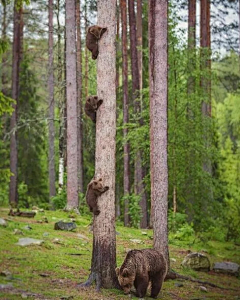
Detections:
[91, 178, 109, 194]
[86, 96, 103, 111]
[89, 25, 107, 40]
[115, 267, 135, 295]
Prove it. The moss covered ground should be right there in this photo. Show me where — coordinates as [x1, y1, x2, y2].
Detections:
[0, 208, 239, 299]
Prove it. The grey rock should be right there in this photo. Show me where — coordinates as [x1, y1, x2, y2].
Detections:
[16, 237, 44, 246]
[0, 270, 12, 277]
[0, 218, 7, 227]
[77, 234, 89, 241]
[0, 283, 13, 289]
[181, 252, 210, 271]
[22, 225, 32, 230]
[175, 282, 184, 287]
[14, 229, 23, 235]
[54, 221, 77, 231]
[43, 232, 49, 237]
[199, 286, 208, 292]
[213, 261, 240, 277]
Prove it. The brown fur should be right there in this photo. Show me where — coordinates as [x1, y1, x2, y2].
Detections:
[86, 25, 107, 60]
[86, 178, 109, 215]
[116, 249, 167, 299]
[84, 95, 103, 123]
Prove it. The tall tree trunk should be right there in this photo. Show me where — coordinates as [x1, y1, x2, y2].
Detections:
[84, 5, 88, 97]
[76, 0, 84, 194]
[185, 0, 196, 219]
[57, 0, 65, 192]
[48, 0, 56, 202]
[200, 0, 212, 200]
[121, 0, 130, 226]
[128, 0, 148, 228]
[200, 0, 211, 117]
[187, 0, 196, 96]
[9, 2, 23, 207]
[136, 0, 143, 99]
[116, 0, 120, 91]
[66, 0, 78, 210]
[1, 1, 8, 96]
[149, 0, 169, 268]
[82, 0, 118, 290]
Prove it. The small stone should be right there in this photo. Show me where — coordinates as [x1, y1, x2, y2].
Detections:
[0, 283, 13, 289]
[21, 293, 28, 298]
[16, 238, 44, 246]
[0, 218, 7, 227]
[54, 221, 77, 231]
[129, 239, 142, 244]
[0, 270, 12, 277]
[171, 258, 177, 262]
[22, 225, 32, 230]
[175, 282, 184, 287]
[39, 208, 44, 212]
[141, 231, 147, 235]
[77, 234, 89, 241]
[43, 232, 49, 237]
[13, 229, 23, 235]
[199, 286, 208, 292]
[52, 238, 64, 244]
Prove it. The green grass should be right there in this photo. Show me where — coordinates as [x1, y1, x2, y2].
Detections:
[0, 207, 239, 299]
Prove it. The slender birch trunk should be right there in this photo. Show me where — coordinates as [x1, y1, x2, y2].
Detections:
[48, 0, 56, 202]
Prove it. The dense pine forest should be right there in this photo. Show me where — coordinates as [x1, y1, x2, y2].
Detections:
[0, 0, 240, 298]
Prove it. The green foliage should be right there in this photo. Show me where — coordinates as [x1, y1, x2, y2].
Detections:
[168, 210, 195, 242]
[0, 39, 9, 56]
[51, 189, 67, 210]
[0, 92, 15, 205]
[17, 52, 48, 206]
[216, 94, 240, 241]
[122, 193, 141, 228]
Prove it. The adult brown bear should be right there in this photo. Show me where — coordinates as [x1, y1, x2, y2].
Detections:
[116, 249, 167, 298]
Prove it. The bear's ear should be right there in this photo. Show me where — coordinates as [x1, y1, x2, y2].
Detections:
[115, 267, 120, 276]
[100, 27, 107, 37]
[122, 268, 129, 277]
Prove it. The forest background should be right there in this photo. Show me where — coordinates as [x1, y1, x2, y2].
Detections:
[0, 0, 240, 246]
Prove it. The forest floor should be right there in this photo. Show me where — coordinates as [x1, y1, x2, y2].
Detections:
[0, 207, 239, 300]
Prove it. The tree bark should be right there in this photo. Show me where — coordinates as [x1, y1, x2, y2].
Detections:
[187, 0, 196, 97]
[121, 0, 130, 226]
[1, 0, 8, 96]
[48, 0, 56, 202]
[149, 0, 169, 267]
[82, 0, 118, 290]
[66, 0, 78, 210]
[128, 0, 148, 228]
[57, 0, 65, 192]
[200, 0, 211, 117]
[9, 1, 23, 207]
[76, 0, 84, 194]
[200, 0, 212, 193]
[137, 0, 143, 98]
[84, 5, 89, 97]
